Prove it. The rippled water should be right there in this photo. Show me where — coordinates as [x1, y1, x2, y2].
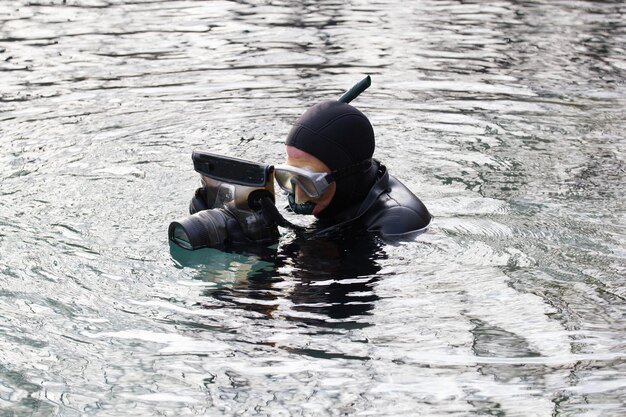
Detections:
[1, 0, 625, 416]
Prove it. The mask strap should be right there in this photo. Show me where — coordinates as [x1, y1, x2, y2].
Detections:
[324, 159, 372, 183]
[259, 196, 310, 238]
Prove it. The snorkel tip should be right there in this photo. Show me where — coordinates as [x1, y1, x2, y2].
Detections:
[338, 75, 371, 104]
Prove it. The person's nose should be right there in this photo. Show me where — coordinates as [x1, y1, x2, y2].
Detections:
[294, 185, 310, 204]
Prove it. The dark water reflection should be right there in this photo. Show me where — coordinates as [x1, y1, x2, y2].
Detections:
[279, 236, 383, 324]
[1, 0, 625, 415]
[172, 230, 384, 328]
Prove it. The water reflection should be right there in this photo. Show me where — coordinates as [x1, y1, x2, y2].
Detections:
[279, 231, 384, 325]
[171, 229, 384, 326]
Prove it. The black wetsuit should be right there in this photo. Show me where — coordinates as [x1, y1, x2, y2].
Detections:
[313, 161, 431, 237]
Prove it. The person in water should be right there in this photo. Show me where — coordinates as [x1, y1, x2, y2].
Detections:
[274, 100, 432, 236]
[169, 93, 431, 251]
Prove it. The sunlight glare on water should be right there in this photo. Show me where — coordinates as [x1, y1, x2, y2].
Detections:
[1, 0, 625, 416]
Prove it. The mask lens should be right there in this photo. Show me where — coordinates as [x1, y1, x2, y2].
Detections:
[275, 168, 325, 198]
[274, 170, 297, 193]
[293, 176, 322, 198]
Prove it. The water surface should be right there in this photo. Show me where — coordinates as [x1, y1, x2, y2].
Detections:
[1, 0, 625, 416]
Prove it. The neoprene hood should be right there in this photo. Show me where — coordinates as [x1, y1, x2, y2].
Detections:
[285, 101, 375, 170]
[285, 100, 378, 217]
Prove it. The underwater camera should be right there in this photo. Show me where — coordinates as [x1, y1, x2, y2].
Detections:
[168, 151, 280, 250]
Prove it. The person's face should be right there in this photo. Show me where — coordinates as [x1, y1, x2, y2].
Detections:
[285, 146, 336, 215]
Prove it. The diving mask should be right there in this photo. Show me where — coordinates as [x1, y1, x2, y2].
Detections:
[274, 159, 372, 199]
[274, 165, 332, 199]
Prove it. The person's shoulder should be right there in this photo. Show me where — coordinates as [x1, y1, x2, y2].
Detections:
[363, 175, 432, 236]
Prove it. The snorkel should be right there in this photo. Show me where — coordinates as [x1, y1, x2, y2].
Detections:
[287, 193, 317, 215]
[338, 75, 372, 104]
[284, 76, 373, 216]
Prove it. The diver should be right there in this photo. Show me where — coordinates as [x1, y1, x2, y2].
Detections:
[169, 76, 431, 250]
[274, 89, 431, 238]
[168, 78, 431, 327]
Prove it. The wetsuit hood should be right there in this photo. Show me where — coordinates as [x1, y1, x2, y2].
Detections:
[285, 100, 377, 217]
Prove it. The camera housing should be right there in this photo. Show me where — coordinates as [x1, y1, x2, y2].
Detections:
[168, 152, 279, 250]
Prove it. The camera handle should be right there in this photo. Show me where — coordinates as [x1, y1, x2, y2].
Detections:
[259, 195, 309, 238]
